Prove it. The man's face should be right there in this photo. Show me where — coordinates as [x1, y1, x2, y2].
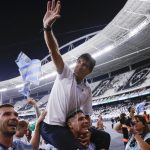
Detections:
[74, 58, 91, 80]
[130, 107, 135, 114]
[69, 112, 89, 135]
[0, 107, 18, 137]
[17, 126, 28, 137]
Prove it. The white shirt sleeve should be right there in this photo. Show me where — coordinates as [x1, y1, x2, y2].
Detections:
[58, 64, 72, 79]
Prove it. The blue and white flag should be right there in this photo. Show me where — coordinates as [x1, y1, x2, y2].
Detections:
[18, 59, 41, 85]
[19, 82, 31, 98]
[136, 101, 145, 114]
[15, 52, 31, 68]
[16, 52, 41, 97]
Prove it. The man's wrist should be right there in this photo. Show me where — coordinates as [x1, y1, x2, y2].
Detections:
[43, 26, 52, 32]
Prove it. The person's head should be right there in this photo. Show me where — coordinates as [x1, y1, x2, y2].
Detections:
[120, 113, 126, 119]
[144, 111, 147, 115]
[74, 53, 96, 81]
[133, 115, 149, 135]
[128, 106, 135, 114]
[0, 104, 18, 137]
[16, 120, 28, 138]
[66, 110, 89, 137]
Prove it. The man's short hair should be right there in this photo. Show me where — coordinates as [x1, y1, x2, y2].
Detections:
[0, 104, 14, 109]
[17, 120, 28, 130]
[128, 106, 132, 113]
[78, 53, 96, 71]
[66, 109, 84, 123]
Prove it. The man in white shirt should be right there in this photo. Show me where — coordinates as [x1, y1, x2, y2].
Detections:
[40, 0, 96, 149]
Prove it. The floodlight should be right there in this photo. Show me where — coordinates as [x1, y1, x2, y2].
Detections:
[92, 45, 114, 58]
[40, 71, 57, 80]
[0, 88, 7, 92]
[129, 19, 148, 38]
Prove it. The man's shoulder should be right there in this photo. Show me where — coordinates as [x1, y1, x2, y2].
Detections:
[0, 141, 33, 150]
[57, 63, 73, 79]
[0, 143, 8, 150]
[13, 140, 34, 150]
[144, 133, 150, 140]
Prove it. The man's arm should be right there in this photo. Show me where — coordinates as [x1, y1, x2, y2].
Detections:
[134, 134, 150, 150]
[30, 111, 47, 150]
[127, 126, 150, 150]
[27, 98, 40, 118]
[43, 0, 64, 74]
[78, 130, 91, 149]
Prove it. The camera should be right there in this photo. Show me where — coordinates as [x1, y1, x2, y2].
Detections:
[119, 113, 128, 124]
[119, 113, 133, 126]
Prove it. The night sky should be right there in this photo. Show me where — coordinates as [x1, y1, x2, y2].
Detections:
[0, 0, 127, 81]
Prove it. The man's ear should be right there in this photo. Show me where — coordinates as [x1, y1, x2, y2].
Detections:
[67, 121, 72, 129]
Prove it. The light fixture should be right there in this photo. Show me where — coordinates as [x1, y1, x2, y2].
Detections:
[92, 44, 114, 58]
[139, 0, 150, 2]
[0, 88, 7, 92]
[69, 62, 76, 68]
[40, 71, 57, 80]
[129, 19, 148, 38]
[15, 84, 24, 88]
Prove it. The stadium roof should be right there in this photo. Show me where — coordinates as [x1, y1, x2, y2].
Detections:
[0, 0, 150, 101]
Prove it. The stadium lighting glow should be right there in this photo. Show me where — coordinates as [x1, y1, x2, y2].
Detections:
[0, 88, 7, 92]
[128, 20, 148, 38]
[15, 84, 24, 88]
[40, 71, 57, 80]
[69, 62, 76, 68]
[39, 63, 77, 81]
[140, 0, 150, 2]
[92, 45, 114, 58]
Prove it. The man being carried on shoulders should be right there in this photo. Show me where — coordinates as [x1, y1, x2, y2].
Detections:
[40, 0, 96, 149]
